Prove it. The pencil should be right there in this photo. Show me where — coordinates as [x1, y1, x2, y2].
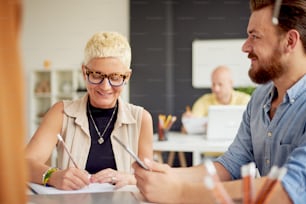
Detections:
[166, 116, 177, 130]
[164, 115, 172, 129]
[262, 167, 287, 203]
[241, 162, 256, 204]
[28, 184, 38, 194]
[203, 159, 234, 204]
[57, 134, 79, 168]
[254, 166, 287, 204]
[186, 105, 191, 112]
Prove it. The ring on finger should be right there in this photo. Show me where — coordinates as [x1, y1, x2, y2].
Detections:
[111, 176, 116, 184]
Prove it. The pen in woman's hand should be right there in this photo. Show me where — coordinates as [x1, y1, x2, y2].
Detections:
[57, 134, 79, 169]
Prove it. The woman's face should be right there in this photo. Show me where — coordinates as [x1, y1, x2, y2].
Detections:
[83, 57, 131, 108]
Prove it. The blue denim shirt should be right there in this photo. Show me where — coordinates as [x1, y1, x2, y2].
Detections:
[216, 75, 306, 204]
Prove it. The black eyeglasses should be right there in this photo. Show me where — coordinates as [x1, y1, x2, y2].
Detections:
[84, 66, 129, 87]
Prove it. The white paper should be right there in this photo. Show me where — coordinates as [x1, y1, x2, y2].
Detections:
[181, 117, 207, 134]
[29, 182, 116, 195]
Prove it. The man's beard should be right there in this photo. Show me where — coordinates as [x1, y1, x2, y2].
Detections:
[248, 49, 285, 84]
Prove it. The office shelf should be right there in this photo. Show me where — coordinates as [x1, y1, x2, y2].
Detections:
[29, 69, 86, 136]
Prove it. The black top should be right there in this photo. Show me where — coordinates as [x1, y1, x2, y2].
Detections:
[85, 101, 118, 174]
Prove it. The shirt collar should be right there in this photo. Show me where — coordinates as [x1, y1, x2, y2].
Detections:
[116, 97, 137, 125]
[286, 74, 306, 104]
[266, 74, 306, 105]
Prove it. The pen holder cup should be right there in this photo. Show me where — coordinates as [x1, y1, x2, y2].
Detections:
[158, 128, 168, 141]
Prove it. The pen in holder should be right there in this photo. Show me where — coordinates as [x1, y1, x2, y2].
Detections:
[158, 114, 176, 141]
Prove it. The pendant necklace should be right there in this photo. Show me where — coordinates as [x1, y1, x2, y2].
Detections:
[87, 101, 117, 144]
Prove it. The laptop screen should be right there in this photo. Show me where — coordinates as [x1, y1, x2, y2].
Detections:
[206, 105, 246, 141]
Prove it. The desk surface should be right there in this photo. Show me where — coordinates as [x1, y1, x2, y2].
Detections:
[28, 191, 141, 204]
[28, 180, 291, 204]
[153, 131, 232, 152]
[153, 131, 233, 165]
[28, 185, 150, 204]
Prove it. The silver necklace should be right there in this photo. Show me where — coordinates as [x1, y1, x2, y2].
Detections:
[87, 102, 117, 144]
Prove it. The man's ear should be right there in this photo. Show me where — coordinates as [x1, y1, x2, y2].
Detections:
[285, 29, 299, 52]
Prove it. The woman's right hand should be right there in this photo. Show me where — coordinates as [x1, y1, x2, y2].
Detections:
[48, 167, 91, 190]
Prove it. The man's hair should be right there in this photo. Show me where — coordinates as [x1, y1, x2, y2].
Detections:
[250, 0, 306, 53]
[83, 31, 131, 68]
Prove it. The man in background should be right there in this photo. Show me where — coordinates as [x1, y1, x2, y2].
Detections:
[181, 65, 251, 135]
[183, 65, 251, 118]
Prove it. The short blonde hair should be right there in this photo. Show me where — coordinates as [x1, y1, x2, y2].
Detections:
[83, 31, 131, 68]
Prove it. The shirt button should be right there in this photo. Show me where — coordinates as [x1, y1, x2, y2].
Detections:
[266, 159, 270, 164]
[267, 132, 272, 137]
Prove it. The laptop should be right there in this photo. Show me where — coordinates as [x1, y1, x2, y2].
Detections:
[205, 105, 246, 141]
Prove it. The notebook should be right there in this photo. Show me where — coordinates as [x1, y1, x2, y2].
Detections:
[205, 105, 246, 141]
[28, 182, 116, 194]
[28, 183, 143, 204]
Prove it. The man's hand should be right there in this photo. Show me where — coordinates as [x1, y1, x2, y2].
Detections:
[132, 159, 184, 203]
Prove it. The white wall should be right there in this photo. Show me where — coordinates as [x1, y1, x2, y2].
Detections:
[21, 0, 129, 137]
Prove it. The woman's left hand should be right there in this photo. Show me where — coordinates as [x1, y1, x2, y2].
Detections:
[90, 168, 136, 188]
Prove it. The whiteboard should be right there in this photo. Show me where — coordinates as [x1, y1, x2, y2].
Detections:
[192, 39, 255, 88]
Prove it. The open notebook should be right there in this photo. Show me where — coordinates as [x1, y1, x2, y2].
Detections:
[205, 105, 246, 141]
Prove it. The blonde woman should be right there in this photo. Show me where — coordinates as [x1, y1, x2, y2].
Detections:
[26, 32, 153, 190]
